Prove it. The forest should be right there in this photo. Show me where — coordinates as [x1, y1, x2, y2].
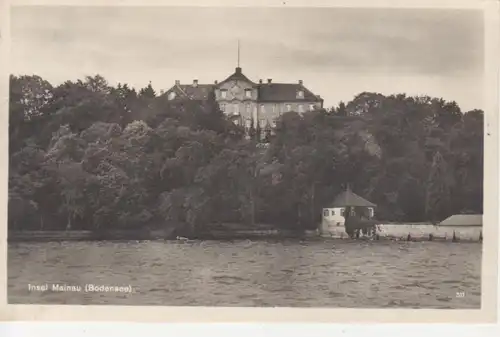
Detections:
[8, 74, 484, 235]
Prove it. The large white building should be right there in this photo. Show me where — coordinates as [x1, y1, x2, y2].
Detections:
[163, 66, 324, 132]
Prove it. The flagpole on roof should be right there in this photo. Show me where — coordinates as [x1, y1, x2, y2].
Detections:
[237, 39, 240, 68]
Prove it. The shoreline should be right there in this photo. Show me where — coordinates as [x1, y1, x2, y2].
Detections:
[7, 229, 483, 243]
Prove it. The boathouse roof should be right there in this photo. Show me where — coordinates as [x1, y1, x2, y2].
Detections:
[439, 214, 483, 227]
[328, 187, 376, 208]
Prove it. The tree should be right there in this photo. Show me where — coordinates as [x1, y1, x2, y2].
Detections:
[8, 73, 484, 234]
[335, 101, 347, 116]
[9, 75, 54, 152]
[425, 151, 453, 222]
[139, 82, 156, 99]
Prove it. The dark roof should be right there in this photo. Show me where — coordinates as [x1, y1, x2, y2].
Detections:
[166, 84, 215, 101]
[178, 84, 215, 100]
[219, 67, 255, 85]
[164, 67, 323, 102]
[257, 83, 322, 102]
[329, 188, 376, 207]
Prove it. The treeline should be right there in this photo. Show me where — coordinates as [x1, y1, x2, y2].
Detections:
[9, 75, 483, 233]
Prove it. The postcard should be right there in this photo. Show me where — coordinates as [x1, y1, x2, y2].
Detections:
[0, 0, 498, 324]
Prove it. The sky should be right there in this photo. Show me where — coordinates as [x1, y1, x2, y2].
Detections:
[10, 6, 484, 111]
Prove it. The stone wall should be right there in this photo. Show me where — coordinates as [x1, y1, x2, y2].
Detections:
[377, 224, 482, 241]
[320, 220, 483, 241]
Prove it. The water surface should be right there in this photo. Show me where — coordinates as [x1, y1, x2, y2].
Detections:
[8, 240, 481, 308]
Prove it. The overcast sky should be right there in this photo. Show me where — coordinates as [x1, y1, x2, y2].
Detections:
[11, 6, 484, 111]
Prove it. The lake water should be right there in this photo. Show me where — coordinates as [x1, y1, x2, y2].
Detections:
[8, 240, 481, 308]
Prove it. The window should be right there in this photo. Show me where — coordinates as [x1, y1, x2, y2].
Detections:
[286, 104, 291, 112]
[323, 209, 329, 217]
[168, 91, 176, 100]
[220, 103, 226, 112]
[260, 104, 265, 113]
[298, 104, 304, 113]
[233, 119, 240, 126]
[233, 104, 240, 115]
[309, 104, 315, 111]
[331, 210, 335, 215]
[245, 89, 252, 98]
[259, 119, 266, 128]
[273, 104, 278, 113]
[246, 104, 251, 113]
[245, 119, 252, 128]
[221, 90, 227, 99]
[297, 90, 304, 98]
[340, 209, 345, 216]
[271, 119, 277, 128]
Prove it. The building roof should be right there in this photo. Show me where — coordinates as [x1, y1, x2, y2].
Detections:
[257, 83, 323, 103]
[439, 214, 482, 227]
[169, 84, 215, 101]
[164, 67, 323, 103]
[219, 67, 255, 85]
[328, 187, 376, 207]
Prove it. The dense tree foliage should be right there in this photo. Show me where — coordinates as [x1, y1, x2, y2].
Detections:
[9, 75, 484, 234]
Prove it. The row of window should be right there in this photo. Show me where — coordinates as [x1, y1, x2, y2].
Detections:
[221, 103, 315, 114]
[234, 119, 277, 128]
[220, 89, 252, 99]
[323, 209, 346, 217]
[219, 90, 304, 99]
[167, 90, 306, 101]
[323, 208, 375, 217]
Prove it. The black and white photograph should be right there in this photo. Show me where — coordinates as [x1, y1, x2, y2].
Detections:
[3, 0, 498, 319]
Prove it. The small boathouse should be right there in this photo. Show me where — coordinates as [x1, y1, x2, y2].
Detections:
[320, 186, 376, 237]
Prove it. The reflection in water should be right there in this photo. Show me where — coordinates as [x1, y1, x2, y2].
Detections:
[8, 240, 481, 308]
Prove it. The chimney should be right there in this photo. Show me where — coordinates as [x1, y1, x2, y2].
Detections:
[235, 67, 242, 74]
[298, 80, 303, 85]
[259, 79, 263, 84]
[175, 80, 180, 85]
[214, 80, 218, 84]
[267, 79, 272, 84]
[193, 79, 198, 87]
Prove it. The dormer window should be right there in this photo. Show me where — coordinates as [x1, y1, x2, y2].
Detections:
[168, 91, 176, 100]
[297, 90, 304, 99]
[221, 90, 227, 99]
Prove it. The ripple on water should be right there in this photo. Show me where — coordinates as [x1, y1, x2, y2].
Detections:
[7, 240, 482, 308]
[442, 279, 461, 284]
